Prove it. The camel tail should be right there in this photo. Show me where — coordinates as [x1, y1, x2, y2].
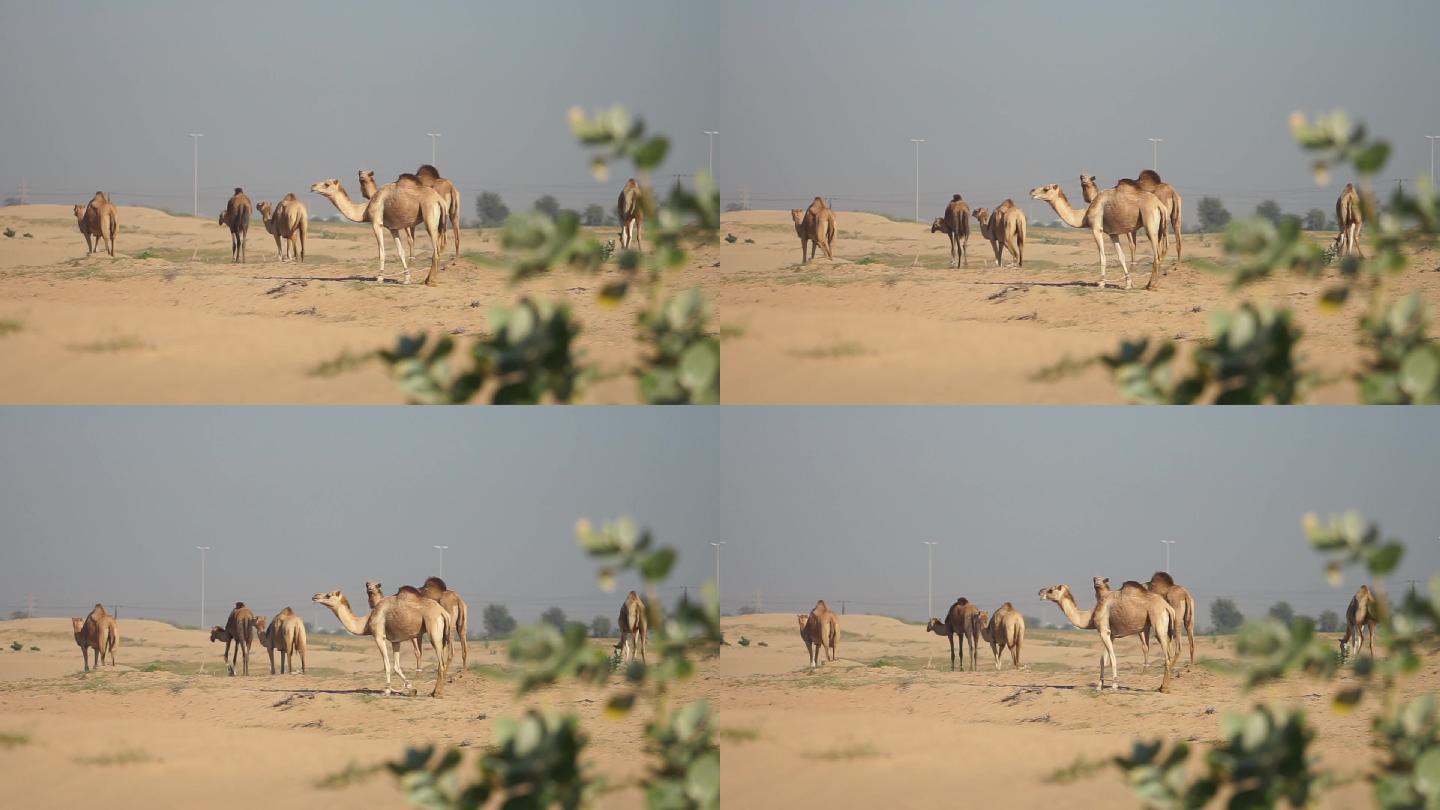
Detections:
[1172, 194, 1183, 261]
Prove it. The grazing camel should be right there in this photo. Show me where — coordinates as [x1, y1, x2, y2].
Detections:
[1341, 584, 1377, 660]
[256, 195, 308, 263]
[82, 192, 118, 258]
[415, 165, 461, 256]
[256, 608, 307, 675]
[925, 597, 981, 671]
[419, 576, 470, 672]
[223, 602, 255, 676]
[73, 204, 103, 254]
[1031, 181, 1165, 290]
[618, 178, 644, 251]
[931, 194, 971, 267]
[617, 590, 648, 665]
[803, 599, 839, 667]
[209, 625, 236, 665]
[983, 602, 1025, 671]
[220, 188, 252, 262]
[71, 604, 117, 670]
[313, 587, 452, 697]
[1147, 572, 1196, 665]
[973, 199, 1026, 267]
[310, 177, 444, 285]
[1335, 183, 1364, 258]
[1039, 580, 1175, 692]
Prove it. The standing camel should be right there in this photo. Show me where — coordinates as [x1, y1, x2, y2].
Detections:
[1341, 584, 1377, 660]
[973, 199, 1026, 267]
[359, 170, 418, 261]
[983, 602, 1025, 670]
[419, 576, 469, 672]
[223, 602, 255, 676]
[82, 192, 118, 258]
[313, 587, 451, 697]
[1134, 170, 1182, 263]
[1031, 181, 1165, 290]
[931, 194, 971, 268]
[925, 597, 981, 671]
[618, 178, 644, 251]
[1146, 572, 1196, 666]
[255, 608, 307, 675]
[310, 177, 444, 285]
[415, 165, 461, 256]
[1039, 581, 1175, 692]
[256, 195, 308, 263]
[1335, 183, 1364, 258]
[73, 204, 102, 254]
[220, 188, 252, 262]
[366, 581, 424, 672]
[1080, 175, 1169, 266]
[71, 604, 118, 671]
[617, 590, 648, 664]
[803, 599, 839, 667]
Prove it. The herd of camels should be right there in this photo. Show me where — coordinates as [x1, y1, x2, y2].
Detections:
[795, 572, 1379, 694]
[791, 173, 1367, 291]
[68, 579, 652, 699]
[69, 169, 648, 288]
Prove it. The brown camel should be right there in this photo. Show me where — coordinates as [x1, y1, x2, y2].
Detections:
[617, 590, 648, 664]
[82, 192, 118, 258]
[73, 204, 102, 254]
[313, 587, 452, 696]
[983, 602, 1025, 670]
[1080, 174, 1173, 267]
[790, 197, 836, 264]
[223, 602, 255, 676]
[1039, 580, 1175, 692]
[415, 165, 461, 257]
[1335, 183, 1364, 258]
[71, 604, 117, 671]
[220, 188, 252, 262]
[358, 170, 419, 261]
[1341, 584, 1376, 659]
[796, 614, 816, 665]
[311, 177, 444, 285]
[1147, 571, 1196, 665]
[931, 194, 971, 268]
[925, 597, 981, 671]
[804, 599, 839, 667]
[973, 199, 1025, 267]
[209, 625, 237, 665]
[1094, 577, 1177, 672]
[256, 608, 307, 675]
[256, 195, 308, 263]
[366, 581, 424, 672]
[418, 576, 469, 672]
[1031, 180, 1165, 290]
[1134, 170, 1182, 263]
[618, 178, 644, 251]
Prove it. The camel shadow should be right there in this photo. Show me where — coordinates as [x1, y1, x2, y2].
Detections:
[961, 278, 1128, 292]
[255, 274, 406, 285]
[254, 686, 397, 696]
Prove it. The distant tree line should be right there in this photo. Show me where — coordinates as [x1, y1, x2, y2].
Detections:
[474, 191, 618, 229]
[1208, 598, 1343, 634]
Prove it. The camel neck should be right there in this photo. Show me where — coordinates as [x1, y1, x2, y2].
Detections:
[323, 188, 369, 223]
[1045, 191, 1088, 228]
[326, 600, 370, 635]
[1056, 595, 1094, 629]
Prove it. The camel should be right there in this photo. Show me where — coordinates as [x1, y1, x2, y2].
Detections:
[257, 608, 307, 675]
[82, 192, 118, 258]
[1134, 170, 1183, 263]
[209, 625, 237, 666]
[1030, 180, 1165, 290]
[925, 597, 981, 671]
[366, 581, 424, 672]
[983, 602, 1025, 671]
[1080, 174, 1173, 267]
[418, 577, 469, 671]
[790, 197, 837, 264]
[73, 204, 102, 254]
[618, 178, 644, 251]
[1340, 584, 1377, 660]
[256, 195, 308, 263]
[415, 165, 461, 257]
[931, 195, 971, 268]
[1335, 183, 1364, 258]
[358, 170, 419, 261]
[1147, 572, 1196, 665]
[1094, 577, 1176, 672]
[617, 590, 648, 665]
[310, 177, 444, 285]
[220, 188, 252, 262]
[313, 587, 451, 697]
[71, 604, 117, 671]
[973, 199, 1026, 267]
[803, 599, 839, 667]
[796, 614, 816, 665]
[1039, 580, 1175, 692]
[223, 602, 256, 676]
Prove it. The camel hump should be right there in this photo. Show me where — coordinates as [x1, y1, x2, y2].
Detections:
[396, 585, 424, 598]
[1120, 580, 1148, 592]
[951, 194, 963, 201]
[954, 597, 969, 606]
[233, 187, 243, 195]
[396, 173, 423, 187]
[1116, 178, 1142, 189]
[281, 193, 298, 203]
[416, 164, 441, 181]
[424, 576, 448, 592]
[1151, 571, 1175, 587]
[234, 601, 246, 608]
[1137, 169, 1162, 184]
[274, 606, 294, 618]
[1002, 601, 1014, 610]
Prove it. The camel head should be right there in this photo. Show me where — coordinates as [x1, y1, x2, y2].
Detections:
[1038, 584, 1071, 604]
[73, 204, 86, 221]
[71, 617, 85, 634]
[1029, 184, 1064, 204]
[251, 615, 269, 635]
[973, 207, 990, 226]
[925, 618, 945, 635]
[790, 208, 805, 226]
[358, 169, 375, 185]
[930, 217, 946, 234]
[976, 611, 989, 628]
[310, 179, 345, 198]
[217, 211, 226, 226]
[209, 626, 228, 643]
[1093, 575, 1111, 593]
[798, 614, 810, 630]
[256, 201, 273, 221]
[312, 590, 347, 610]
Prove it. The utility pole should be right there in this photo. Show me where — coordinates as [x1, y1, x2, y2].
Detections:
[703, 131, 718, 179]
[740, 185, 749, 211]
[922, 541, 937, 619]
[18, 180, 28, 205]
[26, 594, 33, 619]
[433, 545, 449, 578]
[426, 133, 442, 166]
[1148, 138, 1163, 173]
[196, 546, 211, 629]
[711, 541, 725, 610]
[1428, 136, 1439, 187]
[188, 134, 203, 216]
[910, 139, 925, 222]
[1162, 539, 1177, 573]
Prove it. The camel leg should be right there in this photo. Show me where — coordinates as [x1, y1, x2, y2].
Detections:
[1111, 234, 1132, 290]
[268, 645, 277, 675]
[297, 220, 306, 263]
[374, 634, 396, 695]
[413, 638, 422, 673]
[1101, 632, 1119, 691]
[1004, 233, 1020, 268]
[1093, 230, 1109, 288]
[372, 225, 388, 283]
[273, 230, 284, 262]
[948, 634, 956, 671]
[391, 230, 412, 285]
[1138, 632, 1150, 670]
[422, 215, 441, 286]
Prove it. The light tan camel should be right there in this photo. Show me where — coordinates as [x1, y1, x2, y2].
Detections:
[223, 602, 255, 676]
[1039, 580, 1175, 691]
[1094, 577, 1176, 672]
[358, 170, 418, 261]
[1336, 183, 1364, 258]
[984, 602, 1025, 670]
[617, 590, 648, 665]
[256, 195, 308, 263]
[71, 604, 117, 670]
[313, 587, 451, 696]
[416, 165, 461, 257]
[1341, 584, 1377, 659]
[790, 198, 837, 264]
[419, 576, 469, 672]
[82, 192, 118, 258]
[310, 177, 444, 285]
[73, 204, 102, 254]
[1080, 174, 1173, 267]
[1147, 572, 1196, 665]
[259, 608, 307, 675]
[931, 194, 971, 268]
[973, 199, 1025, 267]
[618, 178, 644, 251]
[925, 597, 981, 671]
[220, 188, 252, 262]
[1030, 181, 1165, 290]
[1134, 170, 1183, 263]
[796, 614, 816, 665]
[804, 599, 839, 667]
[366, 580, 424, 672]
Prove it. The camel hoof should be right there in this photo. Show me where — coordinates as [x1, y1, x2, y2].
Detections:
[375, 276, 384, 284]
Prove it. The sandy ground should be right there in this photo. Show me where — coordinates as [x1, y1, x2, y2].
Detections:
[0, 204, 715, 404]
[717, 612, 1430, 809]
[717, 210, 1440, 403]
[0, 618, 714, 809]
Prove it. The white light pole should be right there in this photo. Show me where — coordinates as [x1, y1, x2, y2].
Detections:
[426, 133, 442, 166]
[196, 546, 210, 628]
[922, 541, 937, 619]
[703, 131, 718, 179]
[1427, 136, 1439, 187]
[910, 138, 926, 222]
[188, 133, 203, 216]
[710, 541, 725, 608]
[1147, 138, 1163, 173]
[1161, 539, 1176, 573]
[433, 544, 449, 577]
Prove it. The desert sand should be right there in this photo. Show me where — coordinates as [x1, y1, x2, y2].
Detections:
[718, 210, 1440, 403]
[718, 612, 1415, 809]
[0, 617, 714, 809]
[0, 204, 715, 404]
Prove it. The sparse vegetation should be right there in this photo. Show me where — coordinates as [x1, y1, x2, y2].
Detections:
[0, 731, 31, 749]
[9, 641, 21, 651]
[806, 743, 882, 761]
[66, 336, 148, 353]
[75, 748, 156, 767]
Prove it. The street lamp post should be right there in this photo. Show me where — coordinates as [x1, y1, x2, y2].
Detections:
[196, 546, 211, 629]
[433, 545, 449, 578]
[1427, 136, 1439, 187]
[703, 131, 718, 179]
[710, 542, 725, 608]
[910, 139, 926, 222]
[188, 133, 203, 216]
[922, 541, 937, 619]
[1147, 138, 1163, 173]
[1162, 539, 1177, 573]
[426, 133, 442, 166]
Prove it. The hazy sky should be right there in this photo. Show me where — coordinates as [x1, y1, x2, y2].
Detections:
[718, 408, 1440, 628]
[0, 0, 716, 219]
[0, 408, 717, 630]
[720, 0, 1440, 223]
